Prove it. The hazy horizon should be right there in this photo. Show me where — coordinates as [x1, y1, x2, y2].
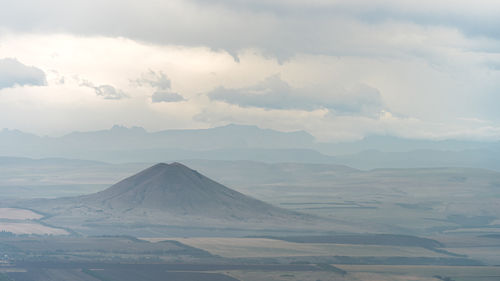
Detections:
[1, 1, 500, 142]
[1, 1, 500, 281]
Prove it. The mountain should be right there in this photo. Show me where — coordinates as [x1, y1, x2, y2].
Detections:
[77, 124, 314, 149]
[0, 124, 321, 163]
[79, 162, 296, 219]
[25, 162, 331, 236]
[3, 125, 500, 170]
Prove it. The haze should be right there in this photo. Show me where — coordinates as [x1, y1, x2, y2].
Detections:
[1, 1, 500, 281]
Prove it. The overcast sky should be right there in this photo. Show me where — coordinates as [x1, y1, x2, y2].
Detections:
[1, 0, 500, 141]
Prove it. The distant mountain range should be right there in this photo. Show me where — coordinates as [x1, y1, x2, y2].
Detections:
[1, 124, 500, 170]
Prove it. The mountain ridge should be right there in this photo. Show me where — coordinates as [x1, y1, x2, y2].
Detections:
[2, 124, 500, 170]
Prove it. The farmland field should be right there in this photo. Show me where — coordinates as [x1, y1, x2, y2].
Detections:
[0, 263, 327, 281]
[4, 264, 500, 281]
[152, 237, 452, 258]
[5, 268, 240, 281]
[334, 265, 500, 281]
[0, 208, 42, 220]
[0, 222, 68, 235]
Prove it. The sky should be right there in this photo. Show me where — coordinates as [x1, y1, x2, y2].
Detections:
[1, 0, 500, 141]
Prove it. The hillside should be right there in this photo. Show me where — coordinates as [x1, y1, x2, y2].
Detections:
[78, 162, 300, 219]
[24, 163, 338, 236]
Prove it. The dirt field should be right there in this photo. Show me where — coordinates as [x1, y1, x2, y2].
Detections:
[0, 208, 43, 220]
[0, 222, 68, 235]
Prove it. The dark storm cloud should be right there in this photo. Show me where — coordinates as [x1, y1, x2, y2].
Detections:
[2, 1, 499, 60]
[0, 58, 47, 89]
[208, 75, 384, 115]
[192, 0, 500, 40]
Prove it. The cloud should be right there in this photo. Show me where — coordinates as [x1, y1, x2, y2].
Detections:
[1, 0, 500, 61]
[80, 80, 127, 100]
[208, 75, 384, 115]
[0, 33, 498, 141]
[0, 58, 46, 89]
[135, 70, 172, 90]
[152, 91, 185, 103]
[135, 70, 186, 103]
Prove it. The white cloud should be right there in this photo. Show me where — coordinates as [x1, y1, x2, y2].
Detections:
[0, 27, 498, 141]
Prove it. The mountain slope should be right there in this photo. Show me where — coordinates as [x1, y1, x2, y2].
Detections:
[79, 162, 296, 219]
[24, 162, 338, 235]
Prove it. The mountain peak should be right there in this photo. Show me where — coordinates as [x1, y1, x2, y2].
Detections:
[169, 161, 189, 168]
[145, 162, 189, 167]
[141, 162, 195, 176]
[110, 125, 146, 132]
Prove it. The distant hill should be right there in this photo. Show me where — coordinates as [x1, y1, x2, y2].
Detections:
[334, 149, 500, 170]
[317, 135, 500, 155]
[24, 162, 341, 236]
[79, 162, 299, 219]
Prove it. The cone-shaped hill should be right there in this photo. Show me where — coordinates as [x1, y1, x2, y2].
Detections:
[27, 163, 324, 235]
[79, 162, 294, 219]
